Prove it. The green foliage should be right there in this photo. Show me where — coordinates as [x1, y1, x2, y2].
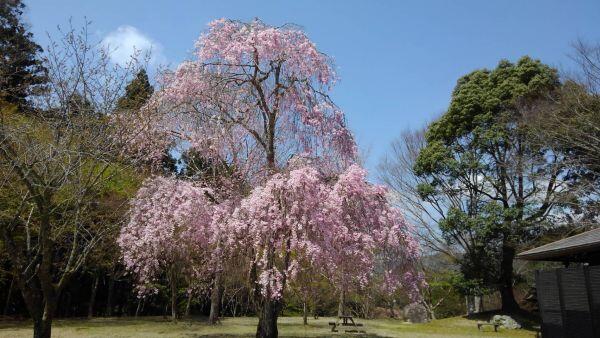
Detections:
[448, 272, 490, 297]
[426, 278, 464, 318]
[414, 57, 565, 307]
[424, 56, 558, 144]
[99, 163, 143, 198]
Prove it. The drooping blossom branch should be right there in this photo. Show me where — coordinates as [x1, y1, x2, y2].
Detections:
[117, 176, 216, 296]
[120, 18, 357, 182]
[226, 164, 423, 302]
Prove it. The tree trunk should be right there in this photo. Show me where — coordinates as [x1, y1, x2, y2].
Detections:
[465, 295, 475, 315]
[475, 295, 483, 313]
[29, 294, 57, 338]
[208, 272, 221, 324]
[185, 293, 192, 317]
[135, 298, 143, 318]
[3, 277, 14, 316]
[312, 291, 318, 319]
[256, 299, 280, 338]
[500, 243, 520, 312]
[363, 295, 370, 319]
[88, 274, 99, 319]
[106, 270, 115, 316]
[337, 289, 345, 317]
[302, 301, 308, 325]
[170, 277, 177, 321]
[427, 304, 437, 320]
[33, 316, 53, 338]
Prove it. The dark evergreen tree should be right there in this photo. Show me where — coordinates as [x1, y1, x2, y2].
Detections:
[116, 69, 153, 111]
[0, 0, 46, 109]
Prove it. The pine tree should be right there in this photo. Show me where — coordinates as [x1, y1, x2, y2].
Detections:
[117, 69, 153, 111]
[0, 0, 46, 109]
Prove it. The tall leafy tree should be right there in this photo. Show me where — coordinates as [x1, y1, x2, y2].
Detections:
[414, 57, 572, 312]
[0, 0, 46, 109]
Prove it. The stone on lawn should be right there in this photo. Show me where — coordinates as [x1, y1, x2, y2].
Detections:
[492, 315, 521, 329]
[403, 303, 429, 323]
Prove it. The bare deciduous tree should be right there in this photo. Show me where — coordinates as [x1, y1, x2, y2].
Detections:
[0, 23, 141, 338]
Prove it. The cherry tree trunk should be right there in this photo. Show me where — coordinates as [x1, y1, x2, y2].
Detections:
[337, 289, 345, 317]
[208, 272, 221, 324]
[256, 299, 280, 338]
[170, 278, 177, 321]
[185, 293, 192, 317]
[135, 298, 143, 317]
[302, 301, 308, 325]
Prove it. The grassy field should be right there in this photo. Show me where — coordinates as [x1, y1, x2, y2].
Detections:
[0, 315, 538, 338]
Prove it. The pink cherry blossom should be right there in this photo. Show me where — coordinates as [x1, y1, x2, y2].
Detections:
[116, 19, 422, 330]
[226, 164, 423, 302]
[117, 176, 217, 295]
[120, 19, 356, 181]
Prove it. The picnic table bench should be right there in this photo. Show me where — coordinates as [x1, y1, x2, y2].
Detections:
[329, 315, 365, 333]
[477, 321, 500, 332]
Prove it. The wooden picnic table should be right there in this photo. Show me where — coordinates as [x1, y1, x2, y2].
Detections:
[329, 315, 365, 333]
[340, 315, 355, 326]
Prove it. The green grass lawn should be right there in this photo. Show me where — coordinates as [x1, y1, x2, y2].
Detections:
[0, 315, 538, 338]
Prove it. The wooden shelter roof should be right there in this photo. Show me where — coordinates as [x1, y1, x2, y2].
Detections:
[517, 227, 600, 262]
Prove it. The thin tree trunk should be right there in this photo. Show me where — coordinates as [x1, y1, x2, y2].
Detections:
[480, 296, 484, 312]
[428, 304, 437, 320]
[185, 293, 192, 317]
[337, 289, 345, 317]
[208, 272, 221, 324]
[474, 295, 483, 313]
[135, 298, 143, 318]
[170, 283, 177, 321]
[465, 295, 474, 315]
[170, 269, 178, 322]
[388, 300, 395, 318]
[87, 274, 99, 319]
[3, 277, 14, 316]
[106, 270, 115, 316]
[302, 301, 308, 325]
[312, 290, 318, 319]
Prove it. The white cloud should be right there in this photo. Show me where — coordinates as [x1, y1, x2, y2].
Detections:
[101, 25, 166, 67]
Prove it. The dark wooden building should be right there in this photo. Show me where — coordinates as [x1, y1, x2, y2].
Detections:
[517, 228, 600, 338]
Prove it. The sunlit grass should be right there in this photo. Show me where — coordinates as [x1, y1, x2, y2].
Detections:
[0, 315, 537, 337]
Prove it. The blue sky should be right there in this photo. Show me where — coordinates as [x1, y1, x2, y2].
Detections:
[25, 0, 600, 174]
